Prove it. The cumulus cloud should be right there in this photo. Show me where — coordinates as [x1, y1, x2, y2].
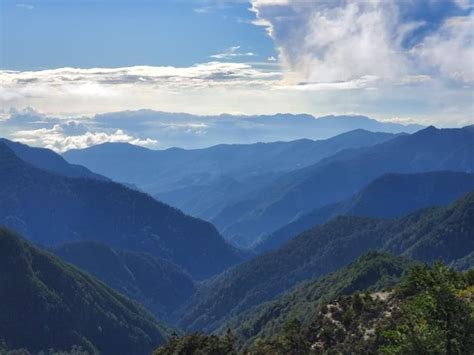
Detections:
[5, 110, 159, 152]
[251, 0, 474, 85]
[14, 127, 158, 152]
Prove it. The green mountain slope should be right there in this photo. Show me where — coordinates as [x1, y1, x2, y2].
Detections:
[257, 171, 474, 252]
[218, 252, 412, 347]
[156, 264, 474, 354]
[53, 241, 196, 322]
[180, 190, 474, 332]
[0, 142, 242, 279]
[0, 228, 169, 355]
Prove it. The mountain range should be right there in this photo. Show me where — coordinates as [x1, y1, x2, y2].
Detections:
[179, 190, 474, 332]
[256, 171, 474, 252]
[63, 129, 399, 224]
[0, 142, 242, 279]
[1, 120, 473, 354]
[90, 111, 423, 149]
[212, 125, 474, 246]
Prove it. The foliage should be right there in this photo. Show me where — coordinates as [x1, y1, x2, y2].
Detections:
[218, 252, 412, 348]
[0, 142, 242, 280]
[0, 228, 169, 355]
[53, 241, 196, 321]
[181, 190, 474, 333]
[159, 263, 474, 354]
[153, 331, 237, 355]
[257, 171, 474, 253]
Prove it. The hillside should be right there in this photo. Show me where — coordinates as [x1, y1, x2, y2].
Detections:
[257, 171, 474, 252]
[179, 190, 474, 332]
[53, 241, 196, 322]
[0, 142, 242, 279]
[156, 264, 474, 354]
[214, 125, 474, 244]
[0, 138, 106, 180]
[218, 252, 412, 347]
[0, 228, 169, 355]
[63, 130, 398, 222]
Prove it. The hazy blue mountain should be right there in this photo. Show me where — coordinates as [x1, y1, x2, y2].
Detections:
[179, 190, 474, 332]
[0, 227, 169, 355]
[0, 138, 107, 180]
[90, 110, 423, 149]
[214, 126, 474, 246]
[0, 142, 242, 279]
[64, 129, 399, 221]
[53, 241, 196, 322]
[257, 171, 474, 253]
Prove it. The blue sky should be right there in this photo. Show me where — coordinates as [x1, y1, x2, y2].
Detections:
[1, 0, 276, 69]
[0, 0, 473, 150]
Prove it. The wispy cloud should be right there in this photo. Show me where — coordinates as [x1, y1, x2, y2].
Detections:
[210, 46, 257, 60]
[16, 3, 34, 10]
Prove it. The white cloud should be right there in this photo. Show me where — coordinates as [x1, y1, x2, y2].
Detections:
[250, 0, 474, 85]
[12, 124, 158, 152]
[412, 15, 474, 83]
[210, 46, 257, 60]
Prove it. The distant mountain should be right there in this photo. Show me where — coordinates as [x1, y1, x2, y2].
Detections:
[0, 142, 242, 279]
[64, 129, 399, 222]
[90, 110, 423, 149]
[0, 227, 169, 355]
[218, 252, 412, 347]
[53, 241, 196, 322]
[0, 138, 107, 180]
[179, 190, 474, 332]
[257, 171, 474, 253]
[214, 126, 474, 246]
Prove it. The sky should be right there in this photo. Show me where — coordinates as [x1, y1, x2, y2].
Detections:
[0, 0, 473, 150]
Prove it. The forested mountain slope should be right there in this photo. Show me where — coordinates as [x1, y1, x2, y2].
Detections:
[53, 241, 196, 322]
[0, 142, 242, 279]
[257, 171, 474, 252]
[180, 190, 474, 332]
[0, 228, 169, 355]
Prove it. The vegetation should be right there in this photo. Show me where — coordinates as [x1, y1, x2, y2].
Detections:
[53, 241, 196, 321]
[180, 190, 474, 333]
[156, 263, 474, 354]
[257, 171, 474, 253]
[0, 142, 242, 279]
[218, 252, 412, 348]
[0, 228, 169, 355]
